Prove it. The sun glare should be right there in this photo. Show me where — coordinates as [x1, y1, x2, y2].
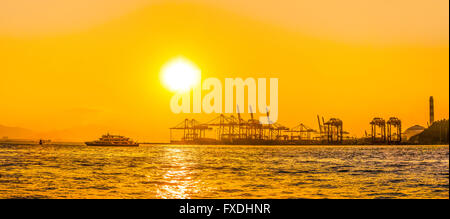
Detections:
[161, 57, 201, 92]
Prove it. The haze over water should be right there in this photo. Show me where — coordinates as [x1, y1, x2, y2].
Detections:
[0, 144, 448, 199]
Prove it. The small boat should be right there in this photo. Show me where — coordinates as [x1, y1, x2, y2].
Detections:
[39, 139, 51, 145]
[85, 133, 139, 147]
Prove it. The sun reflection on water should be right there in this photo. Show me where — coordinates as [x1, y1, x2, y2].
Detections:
[156, 147, 198, 199]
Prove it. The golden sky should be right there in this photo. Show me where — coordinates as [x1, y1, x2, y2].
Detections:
[0, 0, 448, 141]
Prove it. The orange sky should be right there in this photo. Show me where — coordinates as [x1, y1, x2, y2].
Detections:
[0, 0, 448, 141]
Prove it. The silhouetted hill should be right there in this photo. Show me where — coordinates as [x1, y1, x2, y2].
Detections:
[0, 124, 37, 139]
[409, 119, 449, 145]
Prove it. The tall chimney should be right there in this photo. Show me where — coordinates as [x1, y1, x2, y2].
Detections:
[429, 96, 434, 125]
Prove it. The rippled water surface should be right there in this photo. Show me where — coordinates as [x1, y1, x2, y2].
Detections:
[0, 144, 448, 199]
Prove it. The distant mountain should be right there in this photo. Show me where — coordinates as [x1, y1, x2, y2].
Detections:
[42, 125, 109, 142]
[0, 124, 105, 142]
[0, 125, 37, 139]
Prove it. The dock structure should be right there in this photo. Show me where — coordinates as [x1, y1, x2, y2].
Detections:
[286, 123, 317, 141]
[168, 98, 426, 145]
[170, 119, 211, 142]
[370, 117, 386, 143]
[174, 114, 291, 144]
[169, 114, 409, 145]
[170, 113, 352, 145]
[387, 117, 402, 144]
[206, 114, 243, 141]
[323, 118, 344, 144]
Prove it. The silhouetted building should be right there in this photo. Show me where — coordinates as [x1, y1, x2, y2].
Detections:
[409, 119, 449, 144]
[403, 125, 425, 140]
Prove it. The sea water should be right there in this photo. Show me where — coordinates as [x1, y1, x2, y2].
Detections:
[0, 144, 448, 199]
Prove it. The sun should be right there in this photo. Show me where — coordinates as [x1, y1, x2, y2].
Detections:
[161, 57, 201, 92]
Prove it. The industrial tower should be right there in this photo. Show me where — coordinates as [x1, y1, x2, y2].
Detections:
[429, 96, 434, 126]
